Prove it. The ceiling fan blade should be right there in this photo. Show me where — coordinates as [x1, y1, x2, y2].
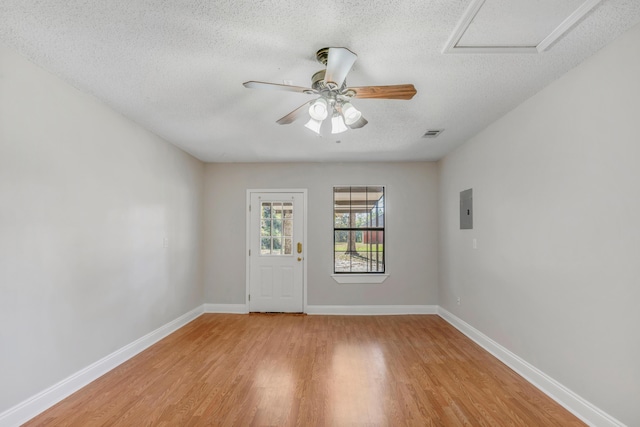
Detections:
[324, 47, 357, 88]
[243, 81, 316, 94]
[349, 84, 417, 100]
[347, 116, 368, 129]
[276, 100, 313, 125]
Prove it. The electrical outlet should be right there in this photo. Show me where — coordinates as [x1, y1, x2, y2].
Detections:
[457, 297, 461, 305]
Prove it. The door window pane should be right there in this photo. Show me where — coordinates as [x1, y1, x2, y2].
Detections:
[272, 219, 282, 236]
[283, 203, 293, 218]
[260, 200, 293, 256]
[261, 203, 271, 219]
[261, 220, 271, 236]
[273, 203, 283, 219]
[261, 237, 271, 255]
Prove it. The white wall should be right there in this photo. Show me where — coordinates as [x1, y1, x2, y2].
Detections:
[203, 162, 439, 307]
[438, 23, 640, 426]
[0, 45, 204, 413]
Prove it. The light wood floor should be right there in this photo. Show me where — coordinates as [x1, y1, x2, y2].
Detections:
[25, 314, 584, 426]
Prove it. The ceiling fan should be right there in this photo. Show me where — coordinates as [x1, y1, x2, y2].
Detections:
[243, 47, 417, 135]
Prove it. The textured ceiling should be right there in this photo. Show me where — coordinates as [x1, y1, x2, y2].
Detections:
[1, 0, 640, 162]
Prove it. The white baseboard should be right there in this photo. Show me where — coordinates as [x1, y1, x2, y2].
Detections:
[0, 305, 204, 427]
[203, 303, 248, 314]
[306, 305, 438, 315]
[437, 307, 624, 427]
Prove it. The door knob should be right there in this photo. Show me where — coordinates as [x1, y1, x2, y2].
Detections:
[297, 257, 302, 262]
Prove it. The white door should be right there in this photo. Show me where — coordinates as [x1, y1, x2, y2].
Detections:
[249, 191, 305, 312]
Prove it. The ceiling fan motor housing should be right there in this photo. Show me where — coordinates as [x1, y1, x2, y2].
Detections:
[311, 70, 326, 90]
[311, 69, 349, 98]
[315, 47, 330, 65]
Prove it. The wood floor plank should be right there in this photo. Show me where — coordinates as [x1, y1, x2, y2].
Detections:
[23, 314, 585, 426]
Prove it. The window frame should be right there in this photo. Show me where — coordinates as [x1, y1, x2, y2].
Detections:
[332, 185, 386, 276]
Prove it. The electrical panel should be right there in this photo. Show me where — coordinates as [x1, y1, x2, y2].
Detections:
[460, 188, 473, 229]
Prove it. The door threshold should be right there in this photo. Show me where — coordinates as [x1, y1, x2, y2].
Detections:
[249, 312, 306, 315]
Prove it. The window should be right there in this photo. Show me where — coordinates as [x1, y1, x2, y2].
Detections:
[260, 201, 294, 255]
[333, 186, 385, 273]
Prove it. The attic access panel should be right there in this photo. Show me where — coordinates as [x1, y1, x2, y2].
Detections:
[443, 0, 602, 53]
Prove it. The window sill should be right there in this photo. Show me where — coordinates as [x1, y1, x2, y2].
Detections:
[331, 274, 389, 284]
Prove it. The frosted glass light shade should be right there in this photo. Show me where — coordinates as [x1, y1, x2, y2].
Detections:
[304, 118, 322, 135]
[342, 102, 361, 125]
[331, 114, 348, 134]
[308, 98, 328, 121]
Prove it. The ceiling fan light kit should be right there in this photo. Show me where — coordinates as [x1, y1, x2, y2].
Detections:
[243, 47, 417, 137]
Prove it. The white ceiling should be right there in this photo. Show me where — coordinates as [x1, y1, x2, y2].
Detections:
[1, 0, 639, 163]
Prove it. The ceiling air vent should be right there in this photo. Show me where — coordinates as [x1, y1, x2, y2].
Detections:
[422, 129, 443, 138]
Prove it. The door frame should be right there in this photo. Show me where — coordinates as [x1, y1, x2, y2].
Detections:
[246, 189, 308, 313]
